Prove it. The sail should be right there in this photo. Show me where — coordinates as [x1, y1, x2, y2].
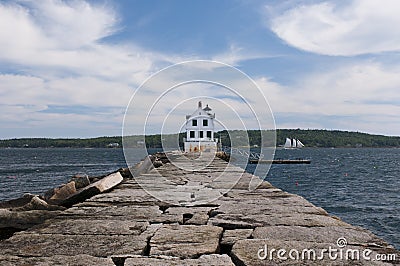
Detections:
[296, 139, 305, 148]
[284, 138, 291, 148]
[284, 138, 304, 148]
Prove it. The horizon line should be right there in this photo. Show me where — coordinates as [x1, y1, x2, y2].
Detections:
[1, 128, 399, 141]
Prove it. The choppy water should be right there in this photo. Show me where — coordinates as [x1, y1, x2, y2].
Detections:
[0, 147, 398, 249]
[247, 148, 400, 250]
[0, 148, 145, 200]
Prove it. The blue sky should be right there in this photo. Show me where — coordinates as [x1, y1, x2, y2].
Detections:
[1, 0, 400, 138]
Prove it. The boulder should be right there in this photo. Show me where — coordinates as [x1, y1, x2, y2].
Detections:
[60, 172, 123, 207]
[0, 209, 61, 229]
[118, 167, 133, 179]
[70, 174, 90, 189]
[46, 181, 77, 204]
[154, 152, 170, 164]
[153, 160, 163, 168]
[0, 193, 35, 209]
[131, 155, 155, 176]
[13, 196, 65, 211]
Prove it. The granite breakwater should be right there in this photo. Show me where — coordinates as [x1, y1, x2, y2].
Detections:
[0, 152, 398, 265]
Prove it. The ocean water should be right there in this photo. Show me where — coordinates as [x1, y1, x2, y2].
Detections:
[0, 147, 398, 249]
[247, 148, 400, 250]
[0, 148, 146, 200]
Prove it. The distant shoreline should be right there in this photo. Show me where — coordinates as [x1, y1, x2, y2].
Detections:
[1, 146, 400, 149]
[1, 129, 400, 148]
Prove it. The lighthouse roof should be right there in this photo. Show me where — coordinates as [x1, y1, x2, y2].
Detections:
[203, 104, 212, 112]
[186, 101, 215, 119]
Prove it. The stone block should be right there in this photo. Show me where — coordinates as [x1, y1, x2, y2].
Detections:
[150, 224, 223, 259]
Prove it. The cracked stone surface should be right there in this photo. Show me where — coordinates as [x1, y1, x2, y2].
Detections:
[221, 229, 253, 246]
[124, 254, 235, 265]
[1, 153, 398, 265]
[150, 224, 223, 258]
[0, 255, 115, 266]
[1, 233, 148, 257]
[231, 239, 397, 266]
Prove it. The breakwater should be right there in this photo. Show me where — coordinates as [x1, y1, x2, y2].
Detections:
[0, 152, 398, 265]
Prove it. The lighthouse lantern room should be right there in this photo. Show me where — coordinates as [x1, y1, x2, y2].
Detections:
[184, 101, 218, 152]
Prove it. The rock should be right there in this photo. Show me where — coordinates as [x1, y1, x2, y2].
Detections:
[208, 191, 344, 229]
[0, 209, 61, 229]
[83, 186, 165, 206]
[131, 155, 155, 176]
[154, 152, 170, 164]
[215, 151, 230, 162]
[118, 167, 133, 178]
[33, 219, 149, 235]
[124, 254, 235, 266]
[153, 160, 163, 168]
[165, 207, 215, 225]
[251, 226, 388, 247]
[209, 211, 347, 229]
[71, 174, 90, 189]
[60, 172, 123, 207]
[0, 254, 115, 266]
[60, 205, 163, 221]
[0, 193, 35, 209]
[1, 233, 148, 257]
[47, 181, 77, 204]
[43, 188, 56, 201]
[150, 224, 223, 259]
[221, 229, 253, 246]
[13, 196, 65, 211]
[231, 239, 395, 266]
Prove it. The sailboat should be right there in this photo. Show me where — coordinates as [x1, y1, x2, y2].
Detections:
[284, 138, 305, 149]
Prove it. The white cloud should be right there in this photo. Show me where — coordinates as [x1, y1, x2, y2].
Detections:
[256, 62, 400, 135]
[269, 0, 400, 56]
[0, 0, 174, 137]
[0, 0, 159, 81]
[31, 0, 118, 48]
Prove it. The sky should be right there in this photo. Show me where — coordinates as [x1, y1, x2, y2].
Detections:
[1, 0, 400, 138]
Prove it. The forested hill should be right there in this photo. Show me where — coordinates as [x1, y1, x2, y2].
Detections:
[274, 129, 400, 148]
[0, 129, 399, 148]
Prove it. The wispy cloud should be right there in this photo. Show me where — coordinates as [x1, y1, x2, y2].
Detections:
[212, 44, 281, 66]
[269, 0, 400, 56]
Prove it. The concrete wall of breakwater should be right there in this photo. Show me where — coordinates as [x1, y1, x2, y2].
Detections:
[0, 152, 398, 265]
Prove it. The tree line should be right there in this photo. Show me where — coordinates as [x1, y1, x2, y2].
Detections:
[1, 129, 399, 148]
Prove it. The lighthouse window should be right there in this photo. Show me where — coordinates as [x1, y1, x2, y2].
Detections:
[199, 131, 204, 138]
[203, 119, 208, 126]
[190, 131, 195, 138]
[207, 131, 212, 138]
[192, 119, 197, 126]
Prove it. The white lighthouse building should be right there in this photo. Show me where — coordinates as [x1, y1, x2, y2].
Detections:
[184, 101, 218, 152]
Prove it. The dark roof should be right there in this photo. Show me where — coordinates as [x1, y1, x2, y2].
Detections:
[203, 104, 212, 111]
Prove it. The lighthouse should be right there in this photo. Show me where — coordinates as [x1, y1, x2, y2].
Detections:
[184, 101, 218, 152]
